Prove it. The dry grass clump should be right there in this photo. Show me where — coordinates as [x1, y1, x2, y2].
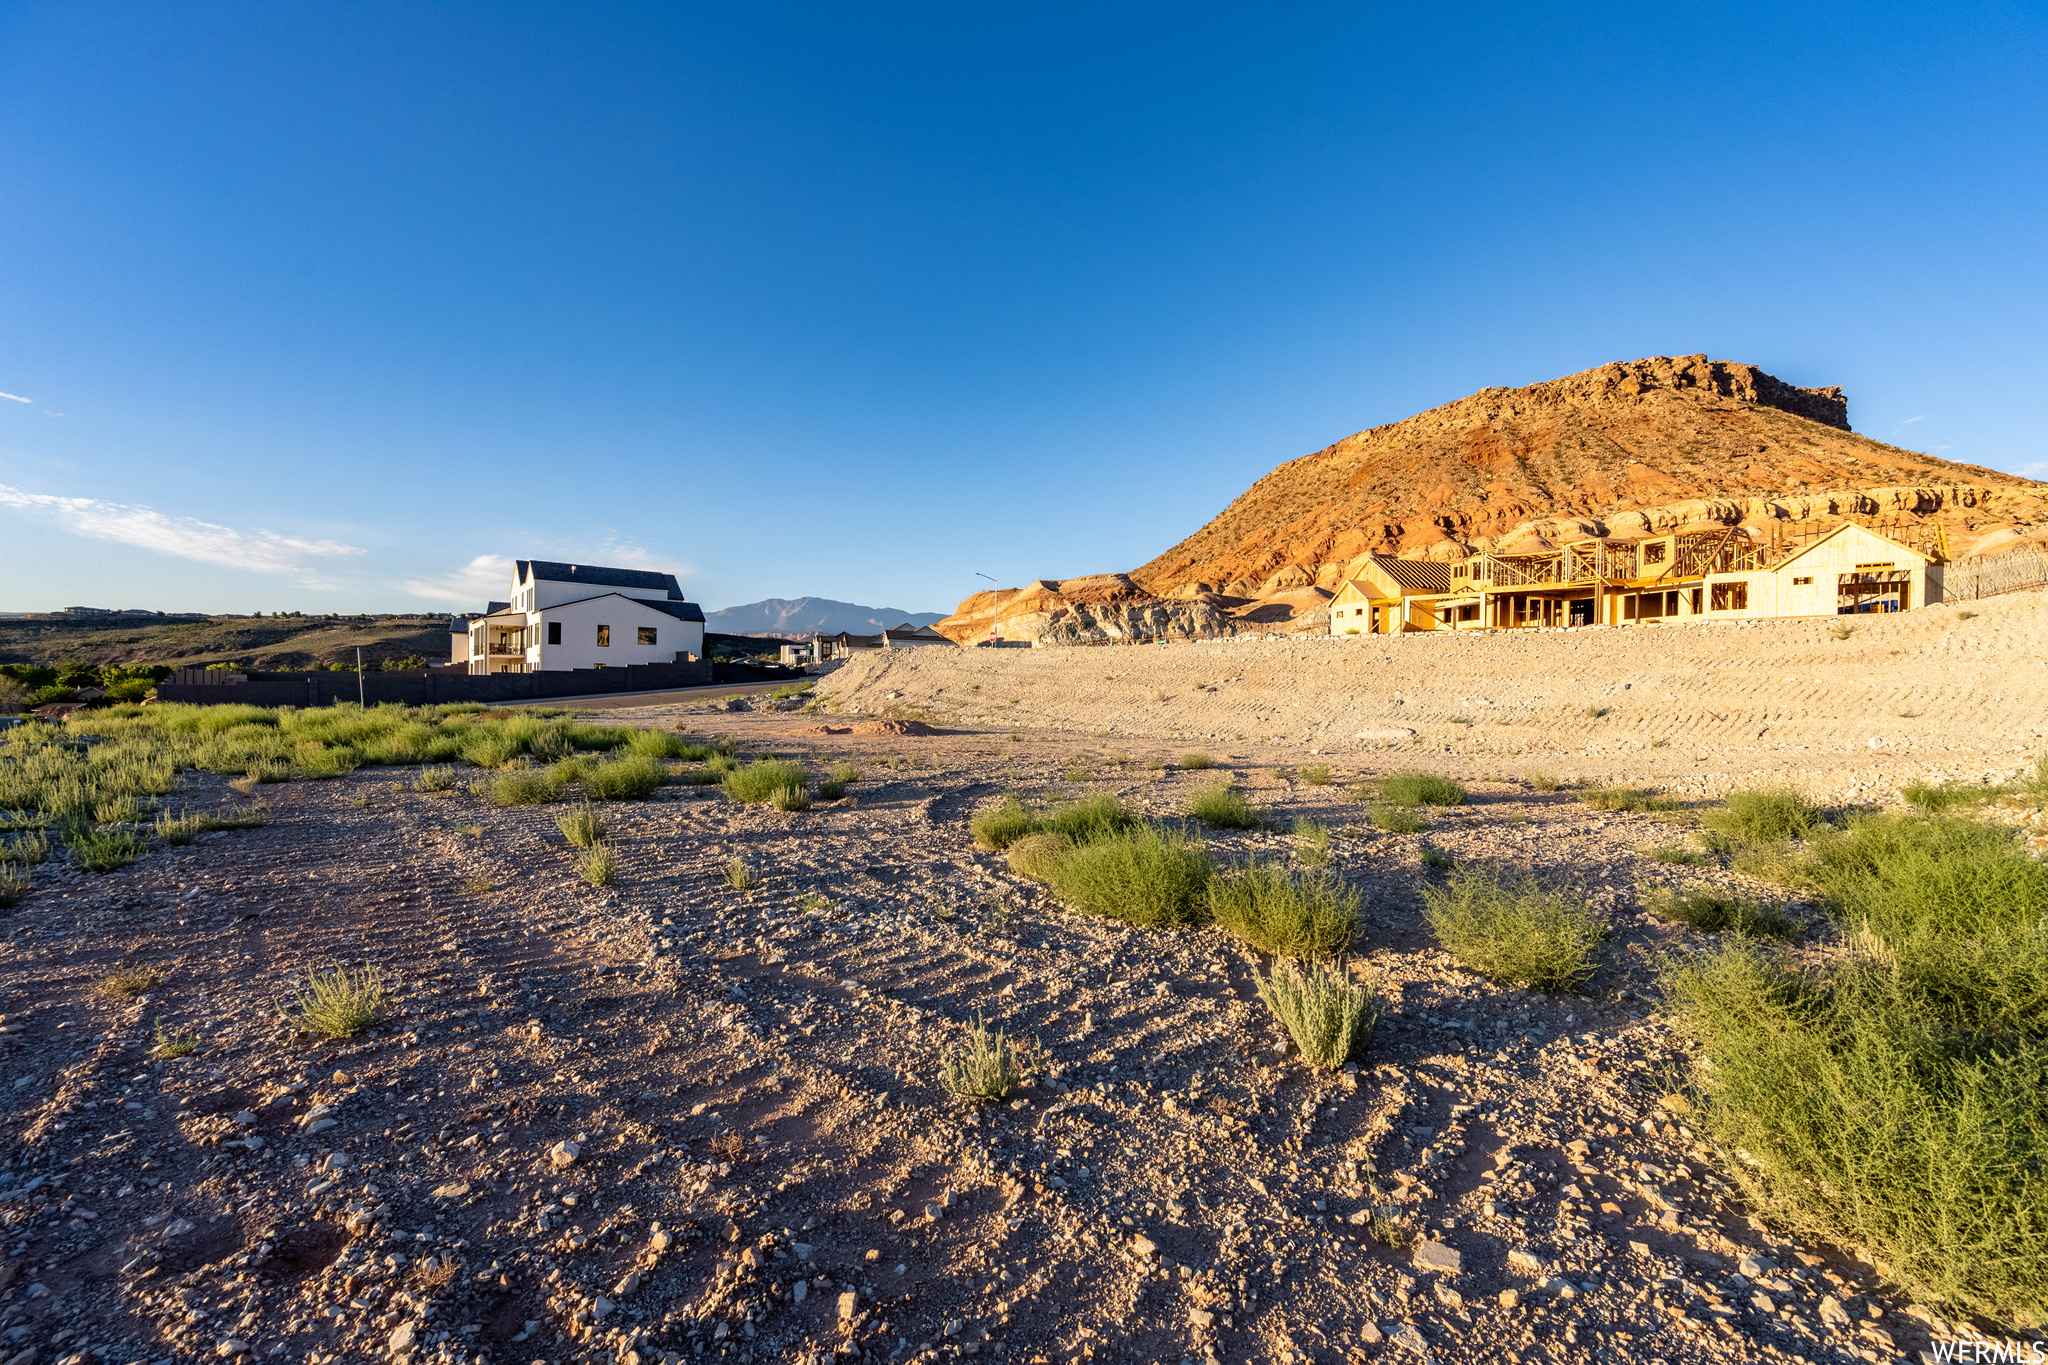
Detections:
[485, 768, 561, 806]
[1379, 772, 1465, 806]
[940, 1014, 1043, 1102]
[412, 765, 459, 793]
[1004, 832, 1071, 882]
[1644, 886, 1796, 938]
[97, 964, 163, 998]
[1526, 772, 1561, 792]
[578, 843, 618, 887]
[1420, 866, 1607, 991]
[1297, 763, 1333, 786]
[1253, 957, 1381, 1070]
[828, 759, 862, 784]
[1643, 843, 1707, 865]
[199, 805, 270, 830]
[1043, 825, 1211, 928]
[721, 857, 759, 891]
[153, 810, 205, 846]
[0, 830, 52, 865]
[0, 867, 26, 909]
[1579, 785, 1680, 814]
[556, 801, 605, 848]
[584, 754, 666, 801]
[768, 783, 812, 812]
[723, 759, 808, 804]
[1208, 863, 1359, 957]
[289, 965, 387, 1038]
[1177, 752, 1215, 770]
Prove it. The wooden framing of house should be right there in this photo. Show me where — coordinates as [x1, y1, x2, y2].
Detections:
[1330, 521, 1944, 636]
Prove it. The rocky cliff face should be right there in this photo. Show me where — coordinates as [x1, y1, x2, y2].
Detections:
[1129, 354, 2047, 597]
[933, 574, 1243, 646]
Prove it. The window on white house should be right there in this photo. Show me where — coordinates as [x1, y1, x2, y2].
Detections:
[1793, 576, 1813, 586]
[638, 627, 657, 646]
[547, 622, 562, 645]
[597, 625, 610, 647]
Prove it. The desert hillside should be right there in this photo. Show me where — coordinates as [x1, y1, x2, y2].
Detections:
[1131, 354, 2048, 598]
[0, 614, 453, 670]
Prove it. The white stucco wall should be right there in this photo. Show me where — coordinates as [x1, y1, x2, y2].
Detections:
[524, 594, 703, 671]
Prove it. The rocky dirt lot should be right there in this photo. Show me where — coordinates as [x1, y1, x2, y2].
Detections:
[9, 598, 2046, 1365]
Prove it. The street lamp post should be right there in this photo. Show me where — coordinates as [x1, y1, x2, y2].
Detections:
[975, 572, 999, 646]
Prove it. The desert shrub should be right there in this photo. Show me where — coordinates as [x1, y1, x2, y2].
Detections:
[1297, 763, 1333, 786]
[940, 1014, 1042, 1101]
[0, 831, 52, 865]
[1346, 784, 1376, 804]
[1043, 792, 1139, 844]
[557, 801, 605, 848]
[1420, 845, 1455, 870]
[154, 810, 206, 846]
[972, 796, 1040, 850]
[1645, 886, 1796, 938]
[815, 779, 848, 800]
[707, 752, 741, 774]
[828, 759, 862, 784]
[584, 754, 666, 801]
[1005, 832, 1072, 882]
[289, 965, 386, 1038]
[1703, 786, 1826, 844]
[579, 843, 618, 887]
[1253, 957, 1381, 1070]
[1661, 940, 2047, 1329]
[1380, 772, 1465, 806]
[148, 1018, 199, 1058]
[1371, 804, 1425, 834]
[1178, 753, 1214, 770]
[70, 827, 149, 874]
[1186, 780, 1258, 829]
[1526, 772, 1561, 792]
[1802, 813, 2048, 1036]
[1420, 866, 1607, 991]
[292, 746, 361, 780]
[93, 795, 148, 825]
[1045, 825, 1211, 928]
[625, 728, 692, 759]
[768, 783, 812, 812]
[723, 759, 808, 804]
[1643, 844, 1707, 866]
[0, 677, 29, 713]
[1578, 785, 1681, 814]
[1292, 817, 1331, 867]
[485, 769, 561, 806]
[1208, 863, 1359, 957]
[198, 805, 270, 831]
[0, 866, 26, 908]
[412, 765, 458, 793]
[721, 857, 759, 891]
[670, 766, 721, 786]
[245, 757, 291, 784]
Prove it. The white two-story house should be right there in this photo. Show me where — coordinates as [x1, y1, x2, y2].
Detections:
[453, 560, 707, 674]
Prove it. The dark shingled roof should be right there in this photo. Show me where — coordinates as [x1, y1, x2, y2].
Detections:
[1365, 555, 1454, 594]
[641, 598, 707, 624]
[516, 560, 684, 599]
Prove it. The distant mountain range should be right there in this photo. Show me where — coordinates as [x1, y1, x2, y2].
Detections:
[704, 597, 947, 638]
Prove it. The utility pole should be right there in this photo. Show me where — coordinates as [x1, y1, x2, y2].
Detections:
[357, 647, 365, 708]
[975, 572, 999, 645]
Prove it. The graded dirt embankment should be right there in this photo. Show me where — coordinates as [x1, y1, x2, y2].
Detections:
[818, 589, 2048, 802]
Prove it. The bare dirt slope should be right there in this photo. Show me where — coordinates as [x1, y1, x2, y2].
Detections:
[6, 601, 2040, 1365]
[823, 589, 2048, 803]
[1130, 354, 2048, 596]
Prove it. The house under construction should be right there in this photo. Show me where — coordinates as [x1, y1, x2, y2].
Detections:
[1329, 521, 1945, 635]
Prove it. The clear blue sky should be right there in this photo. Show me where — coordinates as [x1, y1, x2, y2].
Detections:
[2, 2, 2043, 617]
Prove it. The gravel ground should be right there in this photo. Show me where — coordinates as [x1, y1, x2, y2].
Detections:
[9, 598, 2043, 1365]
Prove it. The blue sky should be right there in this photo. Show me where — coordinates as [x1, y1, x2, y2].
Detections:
[2, 2, 2043, 617]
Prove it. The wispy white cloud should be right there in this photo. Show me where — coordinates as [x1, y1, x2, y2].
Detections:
[0, 392, 30, 404]
[0, 483, 364, 579]
[595, 535, 695, 585]
[402, 555, 518, 605]
[1900, 415, 1926, 425]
